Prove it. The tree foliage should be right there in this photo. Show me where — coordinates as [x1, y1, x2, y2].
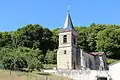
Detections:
[45, 50, 57, 64]
[0, 23, 120, 70]
[75, 24, 120, 59]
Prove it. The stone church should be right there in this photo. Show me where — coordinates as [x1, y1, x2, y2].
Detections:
[57, 11, 108, 70]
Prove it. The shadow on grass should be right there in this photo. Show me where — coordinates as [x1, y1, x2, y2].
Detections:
[36, 72, 51, 76]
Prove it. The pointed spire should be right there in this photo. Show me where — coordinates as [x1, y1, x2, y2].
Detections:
[60, 11, 75, 32]
[63, 11, 72, 29]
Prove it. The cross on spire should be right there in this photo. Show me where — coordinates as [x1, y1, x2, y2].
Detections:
[67, 0, 71, 12]
[59, 0, 76, 32]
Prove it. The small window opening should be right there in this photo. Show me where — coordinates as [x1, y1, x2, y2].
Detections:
[64, 50, 67, 54]
[63, 35, 67, 43]
[97, 77, 107, 80]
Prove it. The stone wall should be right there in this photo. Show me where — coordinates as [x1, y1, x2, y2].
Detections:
[55, 69, 110, 80]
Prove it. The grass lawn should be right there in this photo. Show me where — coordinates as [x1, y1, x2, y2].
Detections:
[0, 69, 71, 80]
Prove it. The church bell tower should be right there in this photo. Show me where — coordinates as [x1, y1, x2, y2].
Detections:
[57, 11, 78, 69]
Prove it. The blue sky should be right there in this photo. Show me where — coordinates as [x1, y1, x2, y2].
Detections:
[0, 0, 120, 31]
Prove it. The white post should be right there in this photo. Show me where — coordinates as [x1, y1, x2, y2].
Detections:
[99, 56, 104, 70]
[80, 49, 82, 67]
[80, 49, 85, 69]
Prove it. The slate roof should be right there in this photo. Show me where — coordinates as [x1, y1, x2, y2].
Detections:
[59, 11, 76, 32]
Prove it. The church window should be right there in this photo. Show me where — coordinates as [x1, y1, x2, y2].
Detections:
[63, 35, 67, 43]
[64, 50, 67, 54]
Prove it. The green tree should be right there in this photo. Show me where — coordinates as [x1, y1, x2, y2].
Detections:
[75, 26, 90, 51]
[51, 28, 59, 49]
[96, 27, 120, 58]
[45, 50, 57, 64]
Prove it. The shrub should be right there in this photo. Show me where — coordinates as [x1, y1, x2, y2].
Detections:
[107, 59, 119, 65]
[43, 64, 57, 69]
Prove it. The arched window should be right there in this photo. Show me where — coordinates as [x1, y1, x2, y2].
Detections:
[63, 35, 67, 43]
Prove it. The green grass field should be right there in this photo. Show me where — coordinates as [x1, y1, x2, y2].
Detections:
[0, 69, 71, 80]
